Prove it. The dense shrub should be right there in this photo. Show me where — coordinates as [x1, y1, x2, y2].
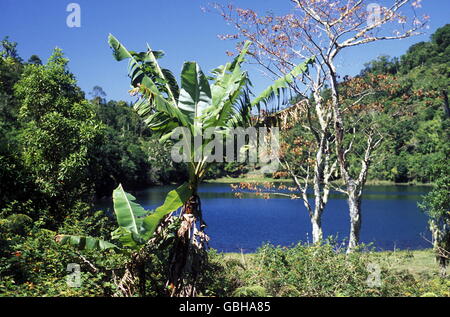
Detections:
[0, 208, 126, 297]
[205, 243, 450, 297]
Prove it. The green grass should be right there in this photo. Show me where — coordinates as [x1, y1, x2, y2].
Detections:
[224, 249, 447, 278]
[375, 249, 449, 277]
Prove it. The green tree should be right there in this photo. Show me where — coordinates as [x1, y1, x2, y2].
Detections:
[361, 55, 400, 76]
[431, 24, 450, 60]
[15, 48, 84, 122]
[14, 49, 104, 226]
[419, 165, 450, 277]
[0, 36, 21, 61]
[0, 37, 23, 125]
[27, 55, 42, 65]
[89, 85, 107, 105]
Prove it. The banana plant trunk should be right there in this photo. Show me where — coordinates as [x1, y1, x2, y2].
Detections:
[168, 184, 208, 297]
[113, 252, 146, 297]
[113, 215, 176, 297]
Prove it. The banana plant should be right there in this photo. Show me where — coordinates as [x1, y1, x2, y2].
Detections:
[108, 34, 314, 193]
[108, 34, 314, 296]
[56, 183, 191, 252]
[57, 183, 191, 297]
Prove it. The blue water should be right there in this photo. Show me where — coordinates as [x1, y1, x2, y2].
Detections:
[96, 183, 432, 253]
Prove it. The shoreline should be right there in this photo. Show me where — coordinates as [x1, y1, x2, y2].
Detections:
[205, 176, 433, 187]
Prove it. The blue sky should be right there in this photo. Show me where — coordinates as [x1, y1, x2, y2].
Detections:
[0, 0, 449, 102]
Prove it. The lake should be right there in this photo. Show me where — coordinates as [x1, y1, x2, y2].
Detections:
[95, 183, 433, 253]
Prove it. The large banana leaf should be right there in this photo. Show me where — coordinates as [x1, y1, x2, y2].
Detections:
[114, 41, 180, 104]
[161, 68, 180, 101]
[108, 34, 189, 133]
[56, 235, 118, 251]
[141, 182, 193, 240]
[210, 41, 251, 83]
[251, 56, 315, 107]
[206, 41, 252, 128]
[113, 184, 148, 235]
[111, 183, 192, 248]
[145, 43, 179, 104]
[210, 72, 251, 129]
[111, 184, 150, 248]
[57, 183, 192, 251]
[111, 226, 143, 249]
[178, 62, 212, 123]
[108, 34, 134, 61]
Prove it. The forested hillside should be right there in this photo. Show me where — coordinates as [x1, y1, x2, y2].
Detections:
[362, 24, 449, 183]
[210, 24, 449, 184]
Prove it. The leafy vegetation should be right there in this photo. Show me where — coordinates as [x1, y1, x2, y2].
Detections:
[419, 164, 450, 277]
[206, 244, 450, 297]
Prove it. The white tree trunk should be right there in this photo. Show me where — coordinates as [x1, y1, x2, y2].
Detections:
[347, 191, 362, 253]
[311, 215, 323, 243]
